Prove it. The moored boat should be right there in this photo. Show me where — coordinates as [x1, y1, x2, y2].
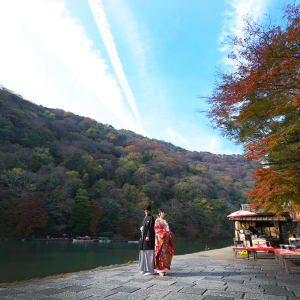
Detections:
[72, 236, 92, 242]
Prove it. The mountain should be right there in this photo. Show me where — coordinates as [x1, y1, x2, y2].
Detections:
[0, 87, 256, 239]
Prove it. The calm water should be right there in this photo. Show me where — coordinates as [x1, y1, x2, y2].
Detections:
[0, 239, 231, 283]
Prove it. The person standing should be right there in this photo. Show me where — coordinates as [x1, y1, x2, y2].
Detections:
[139, 205, 155, 275]
[154, 208, 174, 276]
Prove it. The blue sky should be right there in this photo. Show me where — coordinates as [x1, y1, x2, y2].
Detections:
[0, 0, 286, 154]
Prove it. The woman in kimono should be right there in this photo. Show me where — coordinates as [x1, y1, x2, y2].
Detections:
[154, 209, 174, 276]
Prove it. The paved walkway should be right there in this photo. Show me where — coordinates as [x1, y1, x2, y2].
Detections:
[1, 254, 300, 299]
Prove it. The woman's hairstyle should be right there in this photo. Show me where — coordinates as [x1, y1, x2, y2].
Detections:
[158, 208, 165, 214]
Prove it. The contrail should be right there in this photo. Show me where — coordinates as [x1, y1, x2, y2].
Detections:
[88, 0, 145, 134]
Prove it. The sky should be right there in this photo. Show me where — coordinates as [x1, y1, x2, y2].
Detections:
[0, 0, 286, 154]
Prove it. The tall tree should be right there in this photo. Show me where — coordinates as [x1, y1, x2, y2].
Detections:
[208, 4, 300, 211]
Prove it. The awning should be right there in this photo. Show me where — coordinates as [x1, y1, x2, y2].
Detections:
[227, 209, 258, 218]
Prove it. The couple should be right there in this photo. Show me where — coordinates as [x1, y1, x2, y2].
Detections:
[139, 205, 174, 276]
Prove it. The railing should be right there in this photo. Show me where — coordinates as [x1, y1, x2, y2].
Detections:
[241, 204, 264, 213]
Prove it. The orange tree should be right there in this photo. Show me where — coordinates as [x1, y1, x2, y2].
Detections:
[208, 4, 300, 211]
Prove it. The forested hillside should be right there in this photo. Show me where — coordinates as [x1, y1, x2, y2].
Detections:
[0, 88, 256, 239]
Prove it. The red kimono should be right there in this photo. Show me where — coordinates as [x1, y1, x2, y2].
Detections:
[154, 217, 174, 271]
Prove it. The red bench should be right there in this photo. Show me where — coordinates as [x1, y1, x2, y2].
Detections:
[233, 246, 275, 260]
[275, 249, 300, 273]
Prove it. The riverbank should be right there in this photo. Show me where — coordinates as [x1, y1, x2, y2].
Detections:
[0, 246, 234, 288]
[1, 245, 300, 299]
[0, 260, 138, 288]
[0, 243, 231, 287]
[0, 239, 232, 283]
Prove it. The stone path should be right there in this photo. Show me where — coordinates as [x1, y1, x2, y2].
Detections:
[1, 255, 300, 299]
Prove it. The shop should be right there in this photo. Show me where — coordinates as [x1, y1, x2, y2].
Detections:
[229, 204, 300, 248]
[290, 211, 300, 247]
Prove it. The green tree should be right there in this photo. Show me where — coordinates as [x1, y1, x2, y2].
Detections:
[89, 200, 103, 236]
[115, 158, 137, 186]
[30, 147, 53, 171]
[68, 189, 92, 234]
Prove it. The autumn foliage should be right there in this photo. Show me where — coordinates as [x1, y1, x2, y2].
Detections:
[13, 197, 48, 237]
[208, 4, 300, 211]
[0, 88, 255, 238]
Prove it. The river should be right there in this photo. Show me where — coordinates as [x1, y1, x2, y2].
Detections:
[0, 239, 231, 283]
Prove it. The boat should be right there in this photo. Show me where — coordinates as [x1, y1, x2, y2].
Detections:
[72, 236, 92, 242]
[97, 236, 111, 243]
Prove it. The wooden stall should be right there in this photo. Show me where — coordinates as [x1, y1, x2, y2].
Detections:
[230, 205, 300, 270]
[230, 204, 300, 248]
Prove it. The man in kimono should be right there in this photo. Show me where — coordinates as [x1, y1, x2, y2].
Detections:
[139, 205, 155, 275]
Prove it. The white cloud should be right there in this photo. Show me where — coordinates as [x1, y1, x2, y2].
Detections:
[219, 0, 269, 66]
[208, 136, 237, 154]
[88, 0, 145, 135]
[163, 125, 242, 155]
[209, 136, 219, 154]
[103, 0, 152, 89]
[0, 0, 143, 133]
[166, 127, 189, 149]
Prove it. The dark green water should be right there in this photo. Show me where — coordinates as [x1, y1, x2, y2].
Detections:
[0, 239, 231, 283]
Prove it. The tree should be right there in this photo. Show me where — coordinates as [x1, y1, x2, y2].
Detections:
[208, 4, 300, 211]
[89, 200, 103, 236]
[121, 183, 149, 209]
[30, 147, 53, 171]
[13, 197, 48, 237]
[68, 188, 92, 234]
[1, 168, 28, 191]
[115, 158, 137, 186]
[0, 87, 254, 239]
